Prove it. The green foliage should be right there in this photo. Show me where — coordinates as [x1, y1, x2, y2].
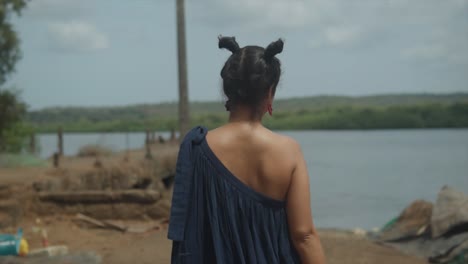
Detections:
[0, 0, 27, 85]
[0, 0, 30, 154]
[21, 93, 468, 132]
[268, 103, 468, 130]
[0, 89, 25, 130]
[0, 119, 33, 153]
[0, 89, 30, 152]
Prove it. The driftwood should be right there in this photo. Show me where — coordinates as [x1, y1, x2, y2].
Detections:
[101, 220, 128, 232]
[75, 213, 127, 232]
[75, 213, 106, 228]
[74, 214, 160, 233]
[39, 190, 161, 204]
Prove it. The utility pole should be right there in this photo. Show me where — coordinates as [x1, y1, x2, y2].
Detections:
[176, 0, 190, 138]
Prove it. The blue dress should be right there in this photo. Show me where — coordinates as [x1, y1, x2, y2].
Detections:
[168, 126, 300, 264]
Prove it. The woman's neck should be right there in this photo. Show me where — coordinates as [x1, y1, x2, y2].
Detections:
[228, 105, 263, 124]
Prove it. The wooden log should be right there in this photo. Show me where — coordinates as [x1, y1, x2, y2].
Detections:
[39, 190, 161, 204]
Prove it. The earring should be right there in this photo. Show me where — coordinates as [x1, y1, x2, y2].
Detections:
[267, 104, 273, 116]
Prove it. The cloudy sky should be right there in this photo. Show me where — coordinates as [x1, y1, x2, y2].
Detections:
[7, 0, 468, 110]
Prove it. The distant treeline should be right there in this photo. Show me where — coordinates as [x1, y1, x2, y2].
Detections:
[27, 93, 468, 132]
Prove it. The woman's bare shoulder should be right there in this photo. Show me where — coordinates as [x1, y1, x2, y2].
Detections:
[263, 131, 304, 180]
[268, 131, 300, 147]
[266, 131, 302, 156]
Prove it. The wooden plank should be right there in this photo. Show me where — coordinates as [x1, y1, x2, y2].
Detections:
[102, 220, 128, 232]
[39, 190, 161, 204]
[75, 213, 105, 228]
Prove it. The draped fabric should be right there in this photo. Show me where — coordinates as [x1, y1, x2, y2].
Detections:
[168, 126, 300, 264]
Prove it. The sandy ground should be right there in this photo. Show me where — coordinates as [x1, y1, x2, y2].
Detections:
[2, 216, 426, 264]
[0, 151, 428, 264]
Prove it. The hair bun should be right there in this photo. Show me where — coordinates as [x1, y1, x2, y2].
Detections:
[264, 38, 284, 61]
[218, 35, 240, 54]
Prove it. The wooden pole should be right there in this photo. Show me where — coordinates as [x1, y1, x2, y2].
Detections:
[170, 128, 176, 142]
[53, 152, 59, 168]
[124, 131, 129, 162]
[176, 0, 190, 138]
[145, 129, 152, 159]
[29, 132, 36, 154]
[58, 127, 63, 156]
[145, 129, 150, 146]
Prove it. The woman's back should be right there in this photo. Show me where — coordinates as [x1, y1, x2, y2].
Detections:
[170, 126, 300, 264]
[207, 123, 298, 201]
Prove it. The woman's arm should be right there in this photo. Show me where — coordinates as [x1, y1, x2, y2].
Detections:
[286, 141, 326, 264]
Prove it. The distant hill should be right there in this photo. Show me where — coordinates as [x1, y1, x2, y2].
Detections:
[27, 93, 468, 132]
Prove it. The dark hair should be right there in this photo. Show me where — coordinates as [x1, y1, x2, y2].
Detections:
[218, 36, 284, 111]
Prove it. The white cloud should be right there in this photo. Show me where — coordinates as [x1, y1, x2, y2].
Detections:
[48, 21, 109, 52]
[312, 25, 363, 48]
[325, 26, 360, 45]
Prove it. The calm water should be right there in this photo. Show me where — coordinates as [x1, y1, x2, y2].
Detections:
[37, 129, 468, 230]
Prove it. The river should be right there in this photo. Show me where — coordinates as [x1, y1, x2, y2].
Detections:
[37, 129, 468, 230]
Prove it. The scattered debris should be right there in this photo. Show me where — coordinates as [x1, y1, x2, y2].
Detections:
[378, 200, 433, 241]
[75, 214, 106, 229]
[431, 186, 468, 238]
[0, 229, 27, 256]
[74, 213, 161, 233]
[100, 219, 128, 232]
[29, 245, 68, 258]
[376, 186, 468, 264]
[352, 228, 367, 237]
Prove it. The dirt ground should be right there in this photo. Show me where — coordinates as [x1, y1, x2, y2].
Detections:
[0, 150, 428, 264]
[1, 216, 426, 264]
